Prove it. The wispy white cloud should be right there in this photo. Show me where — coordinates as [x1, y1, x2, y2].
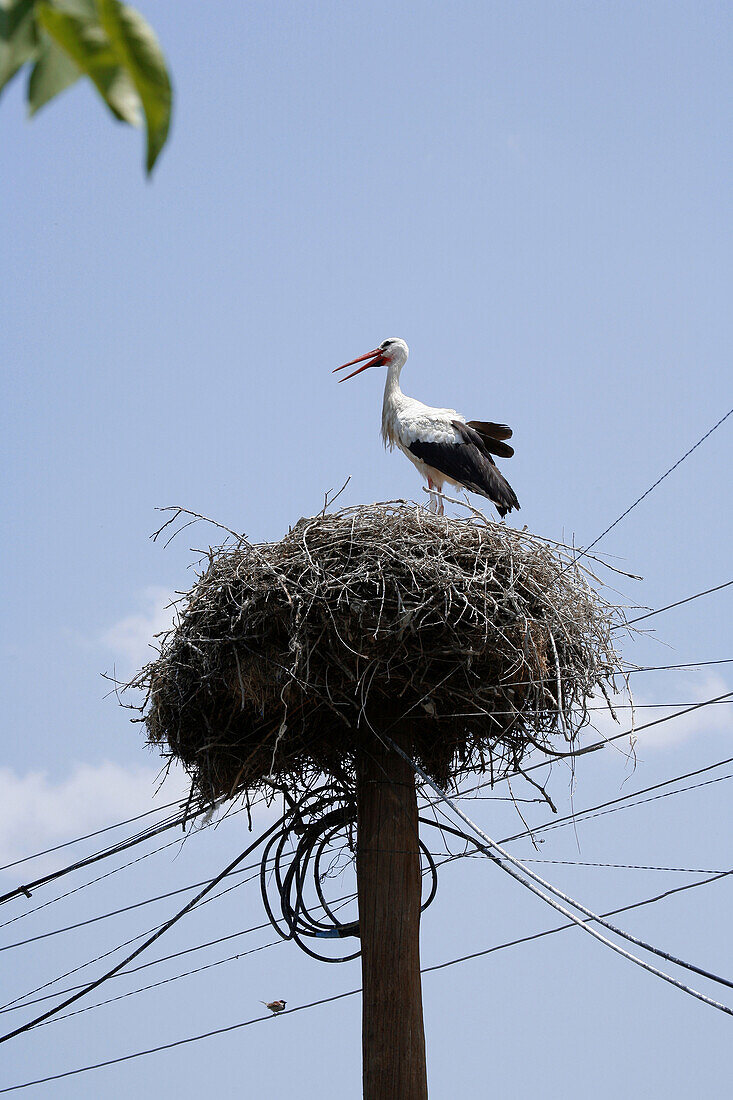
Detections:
[102, 586, 177, 673]
[634, 672, 733, 749]
[588, 671, 733, 752]
[0, 761, 188, 877]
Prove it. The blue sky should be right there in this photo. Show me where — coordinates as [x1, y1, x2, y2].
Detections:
[2, 1, 732, 1095]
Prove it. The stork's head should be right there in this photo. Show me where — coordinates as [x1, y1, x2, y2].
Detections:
[334, 338, 409, 381]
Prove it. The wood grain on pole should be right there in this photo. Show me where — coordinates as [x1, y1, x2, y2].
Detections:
[356, 731, 428, 1100]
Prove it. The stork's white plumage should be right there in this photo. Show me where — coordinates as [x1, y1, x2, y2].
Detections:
[334, 338, 520, 518]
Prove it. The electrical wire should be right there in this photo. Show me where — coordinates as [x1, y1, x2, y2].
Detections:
[0, 801, 260, 942]
[384, 734, 733, 1014]
[508, 687, 733, 781]
[0, 805, 205, 909]
[31, 938, 283, 1031]
[27, 880, 368, 1030]
[622, 658, 733, 674]
[6, 747, 729, 1019]
[8, 674, 710, 922]
[569, 405, 733, 565]
[26, 854, 733, 1032]
[421, 868, 733, 975]
[0, 855, 258, 953]
[499, 858, 729, 873]
[0, 816, 286, 1045]
[0, 781, 277, 884]
[4, 651, 722, 924]
[421, 816, 733, 997]
[0, 920, 275, 1015]
[259, 787, 438, 962]
[495, 756, 733, 844]
[0, 745, 727, 1046]
[6, 749, 728, 978]
[0, 827, 277, 946]
[5, 836, 726, 1025]
[508, 772, 733, 841]
[4, 855, 362, 1017]
[2, 866, 731, 1093]
[0, 991, 361, 1094]
[440, 692, 733, 807]
[0, 859, 271, 1015]
[0, 795, 186, 875]
[624, 579, 733, 627]
[1, 800, 352, 1017]
[18, 733, 719, 953]
[9, 841, 732, 1036]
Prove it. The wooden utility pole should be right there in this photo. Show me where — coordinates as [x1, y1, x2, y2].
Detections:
[356, 731, 428, 1100]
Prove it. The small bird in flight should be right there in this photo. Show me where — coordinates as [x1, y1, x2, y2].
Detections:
[262, 999, 287, 1014]
[335, 338, 520, 518]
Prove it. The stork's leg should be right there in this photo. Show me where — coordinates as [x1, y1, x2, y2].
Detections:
[427, 477, 438, 513]
[437, 493, 444, 516]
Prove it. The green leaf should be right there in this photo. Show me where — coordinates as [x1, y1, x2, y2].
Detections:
[27, 30, 81, 115]
[0, 0, 39, 95]
[36, 1, 141, 125]
[96, 0, 171, 173]
[56, 0, 98, 15]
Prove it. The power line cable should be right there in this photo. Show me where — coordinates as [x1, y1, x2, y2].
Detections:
[0, 816, 286, 1045]
[421, 868, 733, 975]
[21, 850, 730, 1029]
[0, 827, 272, 944]
[507, 687, 733, 781]
[5, 651, 720, 920]
[0, 796, 187, 875]
[494, 756, 733, 844]
[2, 866, 731, 1094]
[569, 406, 733, 565]
[0, 807, 206, 909]
[6, 840, 725, 1021]
[424, 818, 733, 1001]
[34, 847, 732, 1032]
[384, 733, 733, 1014]
[0, 782, 276, 882]
[2, 674, 730, 1044]
[0, 827, 233, 935]
[1, 860, 270, 1014]
[503, 858, 729, 873]
[0, 919, 274, 1015]
[0, 798, 261, 921]
[492, 688, 733, 794]
[31, 938, 283, 1030]
[9, 749, 725, 1011]
[0, 792, 308, 1014]
[0, 991, 361, 1093]
[0, 859, 260, 953]
[624, 579, 733, 628]
[511, 772, 733, 838]
[622, 658, 733, 674]
[3, 849, 362, 1017]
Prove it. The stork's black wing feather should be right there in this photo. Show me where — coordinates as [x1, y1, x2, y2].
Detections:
[408, 421, 520, 518]
[466, 420, 515, 458]
[467, 420, 513, 440]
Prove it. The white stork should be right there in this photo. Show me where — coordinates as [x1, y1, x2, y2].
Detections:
[334, 338, 520, 518]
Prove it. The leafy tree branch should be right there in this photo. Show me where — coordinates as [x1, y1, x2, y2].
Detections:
[0, 0, 171, 173]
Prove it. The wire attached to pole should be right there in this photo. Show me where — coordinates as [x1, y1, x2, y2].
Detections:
[381, 733, 733, 1016]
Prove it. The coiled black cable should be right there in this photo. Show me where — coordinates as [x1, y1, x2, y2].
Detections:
[260, 786, 438, 962]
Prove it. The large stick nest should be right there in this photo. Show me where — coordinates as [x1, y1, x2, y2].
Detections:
[134, 503, 623, 805]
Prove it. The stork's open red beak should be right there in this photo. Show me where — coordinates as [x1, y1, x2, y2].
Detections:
[333, 347, 386, 382]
